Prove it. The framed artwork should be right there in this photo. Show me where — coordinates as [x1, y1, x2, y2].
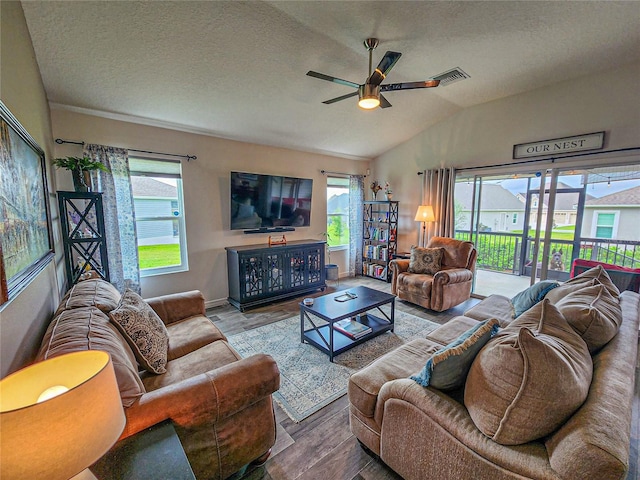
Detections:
[0, 101, 54, 307]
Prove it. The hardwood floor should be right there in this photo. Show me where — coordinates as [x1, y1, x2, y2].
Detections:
[207, 277, 640, 480]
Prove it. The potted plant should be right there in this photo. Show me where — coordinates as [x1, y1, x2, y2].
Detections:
[53, 156, 109, 192]
[384, 182, 393, 201]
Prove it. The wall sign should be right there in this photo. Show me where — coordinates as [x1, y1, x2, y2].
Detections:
[513, 131, 605, 159]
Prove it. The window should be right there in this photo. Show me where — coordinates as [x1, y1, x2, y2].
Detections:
[129, 158, 188, 276]
[594, 212, 616, 239]
[326, 176, 350, 247]
[512, 212, 518, 224]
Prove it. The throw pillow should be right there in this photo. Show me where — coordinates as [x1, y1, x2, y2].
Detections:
[510, 280, 560, 318]
[464, 299, 592, 445]
[408, 246, 444, 275]
[554, 283, 622, 353]
[109, 289, 169, 374]
[411, 318, 500, 390]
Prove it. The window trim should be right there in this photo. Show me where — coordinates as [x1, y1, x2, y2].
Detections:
[591, 210, 618, 239]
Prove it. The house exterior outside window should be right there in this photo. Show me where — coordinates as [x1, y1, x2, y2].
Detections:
[327, 176, 350, 247]
[130, 158, 188, 276]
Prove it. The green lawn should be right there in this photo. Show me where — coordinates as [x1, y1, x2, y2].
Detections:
[138, 244, 181, 269]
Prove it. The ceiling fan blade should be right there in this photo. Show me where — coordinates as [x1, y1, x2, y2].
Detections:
[379, 94, 392, 109]
[307, 71, 360, 89]
[367, 51, 402, 86]
[381, 80, 440, 92]
[322, 91, 359, 105]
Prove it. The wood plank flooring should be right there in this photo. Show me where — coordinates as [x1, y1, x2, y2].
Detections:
[207, 277, 640, 480]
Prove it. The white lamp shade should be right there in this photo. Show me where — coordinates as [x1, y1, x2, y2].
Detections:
[0, 350, 125, 479]
[415, 205, 435, 223]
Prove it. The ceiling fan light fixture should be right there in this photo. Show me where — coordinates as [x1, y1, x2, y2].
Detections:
[358, 84, 380, 110]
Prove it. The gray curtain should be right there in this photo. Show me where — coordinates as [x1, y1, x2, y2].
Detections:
[348, 175, 364, 277]
[84, 144, 141, 293]
[423, 167, 456, 240]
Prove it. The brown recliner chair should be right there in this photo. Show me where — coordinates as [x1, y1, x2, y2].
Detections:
[390, 236, 477, 311]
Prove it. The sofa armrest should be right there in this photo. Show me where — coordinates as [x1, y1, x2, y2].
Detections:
[121, 353, 280, 438]
[389, 259, 410, 294]
[145, 290, 206, 325]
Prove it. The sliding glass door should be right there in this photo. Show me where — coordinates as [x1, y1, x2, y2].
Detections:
[455, 162, 640, 297]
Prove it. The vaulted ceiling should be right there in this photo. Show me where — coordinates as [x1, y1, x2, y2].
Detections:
[21, 1, 640, 160]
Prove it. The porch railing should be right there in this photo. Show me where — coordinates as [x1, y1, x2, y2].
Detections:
[455, 230, 640, 274]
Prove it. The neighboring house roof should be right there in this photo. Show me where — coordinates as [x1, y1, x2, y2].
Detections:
[131, 176, 177, 198]
[456, 183, 524, 211]
[585, 185, 640, 206]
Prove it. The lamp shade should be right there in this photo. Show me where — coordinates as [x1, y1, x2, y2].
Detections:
[415, 205, 435, 223]
[0, 350, 125, 480]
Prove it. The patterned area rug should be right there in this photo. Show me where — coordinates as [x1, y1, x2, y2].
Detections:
[227, 310, 439, 423]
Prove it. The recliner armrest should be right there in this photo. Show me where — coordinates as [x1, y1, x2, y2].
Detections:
[121, 353, 280, 438]
[389, 259, 410, 294]
[145, 290, 206, 325]
[433, 268, 473, 285]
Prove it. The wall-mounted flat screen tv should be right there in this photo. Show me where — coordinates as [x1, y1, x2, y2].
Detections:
[230, 171, 313, 230]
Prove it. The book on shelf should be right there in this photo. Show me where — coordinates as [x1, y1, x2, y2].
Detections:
[333, 317, 372, 339]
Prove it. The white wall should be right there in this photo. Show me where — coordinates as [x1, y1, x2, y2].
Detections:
[51, 109, 367, 304]
[372, 62, 640, 251]
[0, 1, 62, 377]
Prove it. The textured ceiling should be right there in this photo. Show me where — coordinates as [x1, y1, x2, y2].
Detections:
[21, 1, 640, 160]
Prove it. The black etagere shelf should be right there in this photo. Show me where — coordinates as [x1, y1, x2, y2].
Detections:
[362, 201, 398, 282]
[58, 191, 110, 288]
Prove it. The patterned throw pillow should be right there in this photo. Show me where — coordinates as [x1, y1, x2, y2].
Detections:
[109, 289, 169, 374]
[411, 318, 500, 390]
[408, 247, 444, 275]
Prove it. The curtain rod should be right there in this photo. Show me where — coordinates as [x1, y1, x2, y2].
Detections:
[54, 138, 197, 161]
[320, 169, 368, 177]
[454, 146, 640, 173]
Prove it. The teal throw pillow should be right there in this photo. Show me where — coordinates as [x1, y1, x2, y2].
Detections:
[511, 280, 560, 318]
[411, 318, 500, 390]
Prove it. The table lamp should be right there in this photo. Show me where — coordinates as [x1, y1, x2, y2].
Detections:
[0, 350, 125, 480]
[414, 205, 435, 247]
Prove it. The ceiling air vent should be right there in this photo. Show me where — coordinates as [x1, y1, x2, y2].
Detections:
[432, 67, 470, 86]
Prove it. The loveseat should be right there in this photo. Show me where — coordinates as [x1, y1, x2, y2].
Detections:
[36, 279, 280, 480]
[349, 266, 639, 480]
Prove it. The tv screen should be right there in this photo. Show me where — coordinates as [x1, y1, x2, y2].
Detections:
[230, 171, 313, 230]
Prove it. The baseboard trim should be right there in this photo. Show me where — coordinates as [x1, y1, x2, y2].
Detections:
[205, 298, 230, 309]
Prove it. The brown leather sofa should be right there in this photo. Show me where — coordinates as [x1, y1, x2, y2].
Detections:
[390, 236, 477, 311]
[349, 267, 639, 480]
[37, 279, 280, 480]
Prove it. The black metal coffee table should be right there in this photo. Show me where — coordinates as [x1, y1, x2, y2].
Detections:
[300, 286, 395, 362]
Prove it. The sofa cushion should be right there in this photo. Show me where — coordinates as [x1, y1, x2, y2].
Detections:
[348, 338, 442, 418]
[166, 316, 227, 361]
[37, 306, 145, 407]
[412, 318, 499, 390]
[109, 289, 169, 374]
[408, 247, 443, 275]
[427, 315, 480, 346]
[510, 280, 560, 318]
[554, 283, 622, 353]
[464, 295, 514, 327]
[54, 279, 122, 315]
[465, 299, 592, 445]
[141, 340, 242, 392]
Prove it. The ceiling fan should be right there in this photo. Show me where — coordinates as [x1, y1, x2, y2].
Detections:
[307, 38, 440, 110]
